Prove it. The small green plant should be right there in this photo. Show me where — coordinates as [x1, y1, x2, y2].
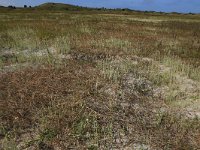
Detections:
[88, 144, 98, 150]
[39, 128, 57, 142]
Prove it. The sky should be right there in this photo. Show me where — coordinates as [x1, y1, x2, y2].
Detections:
[0, 0, 200, 13]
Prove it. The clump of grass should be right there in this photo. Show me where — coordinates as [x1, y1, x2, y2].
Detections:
[0, 35, 71, 69]
[105, 38, 132, 50]
[90, 38, 132, 54]
[97, 57, 135, 83]
[52, 36, 71, 54]
[6, 27, 39, 50]
[141, 61, 175, 86]
[79, 24, 92, 34]
[162, 56, 200, 81]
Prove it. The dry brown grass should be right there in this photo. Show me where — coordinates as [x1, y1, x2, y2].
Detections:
[0, 8, 200, 150]
[0, 59, 199, 149]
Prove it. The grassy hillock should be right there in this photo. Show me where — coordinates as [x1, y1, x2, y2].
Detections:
[35, 2, 90, 11]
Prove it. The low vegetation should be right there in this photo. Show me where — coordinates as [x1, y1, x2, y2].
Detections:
[0, 3, 200, 149]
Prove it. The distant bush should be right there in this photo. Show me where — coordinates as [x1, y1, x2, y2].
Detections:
[8, 5, 16, 9]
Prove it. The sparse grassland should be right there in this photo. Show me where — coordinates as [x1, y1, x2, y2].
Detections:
[0, 7, 200, 150]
